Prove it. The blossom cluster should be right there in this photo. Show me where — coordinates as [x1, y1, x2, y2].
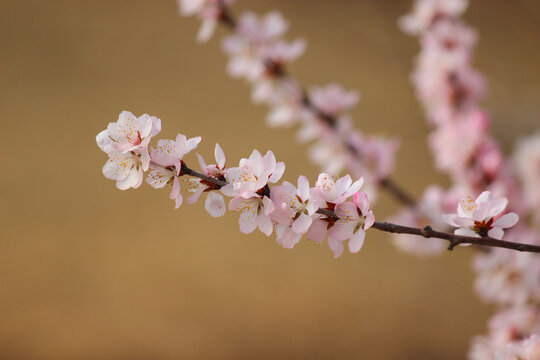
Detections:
[401, 0, 540, 358]
[177, 0, 399, 199]
[97, 111, 375, 258]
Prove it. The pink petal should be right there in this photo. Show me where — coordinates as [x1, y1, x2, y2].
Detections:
[196, 153, 207, 172]
[205, 192, 226, 218]
[348, 229, 365, 253]
[239, 206, 257, 234]
[292, 213, 312, 234]
[328, 219, 355, 241]
[352, 191, 370, 215]
[297, 175, 310, 201]
[493, 213, 519, 228]
[328, 237, 344, 258]
[186, 185, 206, 204]
[306, 218, 327, 243]
[258, 212, 273, 236]
[215, 143, 226, 169]
[488, 227, 504, 240]
[269, 162, 285, 183]
[454, 227, 479, 238]
[363, 210, 375, 230]
[334, 202, 359, 220]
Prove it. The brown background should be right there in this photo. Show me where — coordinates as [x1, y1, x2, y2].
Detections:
[1, 1, 540, 359]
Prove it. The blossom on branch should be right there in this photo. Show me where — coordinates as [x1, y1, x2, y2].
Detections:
[443, 191, 519, 240]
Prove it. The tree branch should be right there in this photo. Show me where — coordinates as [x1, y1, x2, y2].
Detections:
[180, 161, 540, 253]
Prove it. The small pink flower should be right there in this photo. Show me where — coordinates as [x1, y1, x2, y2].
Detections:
[96, 110, 161, 171]
[399, 0, 468, 35]
[311, 173, 364, 206]
[177, 0, 235, 43]
[222, 149, 284, 198]
[270, 176, 318, 249]
[187, 143, 227, 217]
[146, 133, 201, 208]
[229, 195, 274, 236]
[308, 83, 359, 118]
[102, 152, 145, 190]
[328, 192, 375, 254]
[443, 191, 519, 239]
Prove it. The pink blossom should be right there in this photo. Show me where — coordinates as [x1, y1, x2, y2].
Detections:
[328, 192, 375, 254]
[443, 191, 519, 239]
[96, 110, 161, 171]
[229, 195, 274, 236]
[221, 149, 284, 199]
[399, 0, 468, 35]
[102, 152, 145, 190]
[473, 229, 540, 305]
[150, 134, 201, 173]
[187, 143, 227, 217]
[311, 173, 364, 206]
[146, 164, 183, 208]
[270, 176, 318, 249]
[308, 83, 359, 118]
[177, 0, 235, 43]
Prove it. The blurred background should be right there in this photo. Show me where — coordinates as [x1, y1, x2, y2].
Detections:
[1, 1, 540, 359]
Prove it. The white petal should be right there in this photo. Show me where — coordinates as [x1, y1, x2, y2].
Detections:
[493, 213, 519, 228]
[455, 227, 479, 238]
[205, 192, 226, 218]
[185, 136, 202, 154]
[488, 227, 504, 240]
[269, 162, 285, 183]
[215, 143, 226, 169]
[196, 153, 207, 172]
[292, 213, 312, 234]
[348, 229, 365, 253]
[328, 219, 355, 241]
[186, 185, 206, 204]
[328, 237, 344, 258]
[258, 212, 274, 236]
[239, 206, 258, 234]
[305, 218, 327, 243]
[297, 175, 310, 201]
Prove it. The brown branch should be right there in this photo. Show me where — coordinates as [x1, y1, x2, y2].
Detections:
[213, 0, 416, 208]
[180, 162, 540, 253]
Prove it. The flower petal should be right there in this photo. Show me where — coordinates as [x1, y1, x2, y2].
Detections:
[328, 237, 344, 258]
[215, 143, 226, 169]
[205, 192, 226, 218]
[292, 213, 312, 234]
[348, 229, 365, 253]
[493, 213, 519, 228]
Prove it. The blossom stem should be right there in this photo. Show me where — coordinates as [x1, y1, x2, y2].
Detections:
[180, 161, 540, 253]
[214, 0, 416, 208]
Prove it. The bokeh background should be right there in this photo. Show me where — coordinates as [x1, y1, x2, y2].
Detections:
[1, 1, 540, 359]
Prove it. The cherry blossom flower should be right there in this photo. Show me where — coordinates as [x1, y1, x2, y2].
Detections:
[328, 192, 375, 254]
[96, 110, 161, 170]
[311, 173, 364, 206]
[270, 176, 318, 248]
[472, 229, 540, 305]
[150, 134, 201, 172]
[177, 0, 235, 43]
[187, 143, 227, 217]
[399, 0, 468, 35]
[308, 83, 359, 118]
[221, 150, 284, 198]
[228, 195, 274, 236]
[102, 152, 145, 190]
[146, 133, 201, 207]
[223, 149, 283, 236]
[443, 191, 519, 239]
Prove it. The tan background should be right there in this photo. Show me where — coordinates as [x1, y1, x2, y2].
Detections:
[1, 1, 540, 359]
